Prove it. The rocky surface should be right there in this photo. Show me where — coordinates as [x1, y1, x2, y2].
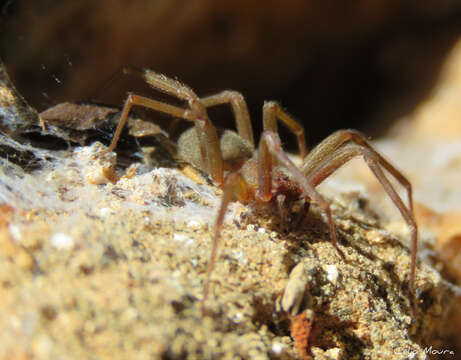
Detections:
[0, 147, 453, 360]
[0, 61, 459, 359]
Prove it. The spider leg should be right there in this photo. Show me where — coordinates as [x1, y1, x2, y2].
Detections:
[194, 114, 224, 184]
[275, 194, 289, 225]
[304, 142, 418, 307]
[302, 129, 414, 212]
[257, 130, 344, 257]
[142, 68, 198, 100]
[201, 91, 255, 147]
[103, 69, 225, 183]
[365, 153, 418, 310]
[263, 101, 308, 159]
[104, 93, 195, 153]
[202, 172, 249, 314]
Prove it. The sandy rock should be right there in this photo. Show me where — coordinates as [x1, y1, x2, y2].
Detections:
[0, 61, 458, 359]
[0, 137, 454, 360]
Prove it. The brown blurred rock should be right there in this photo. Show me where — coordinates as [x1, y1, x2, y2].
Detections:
[3, 0, 461, 142]
[405, 37, 461, 139]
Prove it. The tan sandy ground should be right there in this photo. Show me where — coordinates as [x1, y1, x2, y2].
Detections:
[0, 141, 454, 360]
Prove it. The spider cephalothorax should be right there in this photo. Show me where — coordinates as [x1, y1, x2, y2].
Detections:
[101, 68, 418, 313]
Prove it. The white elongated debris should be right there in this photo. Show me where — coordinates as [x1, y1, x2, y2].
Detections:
[281, 262, 308, 316]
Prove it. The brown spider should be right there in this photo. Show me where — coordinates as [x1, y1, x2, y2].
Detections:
[102, 68, 418, 313]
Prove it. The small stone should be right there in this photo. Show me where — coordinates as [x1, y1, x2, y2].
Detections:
[325, 347, 342, 360]
[187, 220, 201, 228]
[8, 224, 21, 241]
[324, 264, 339, 285]
[366, 229, 385, 244]
[173, 233, 194, 245]
[50, 233, 74, 249]
[99, 207, 114, 216]
[271, 341, 284, 355]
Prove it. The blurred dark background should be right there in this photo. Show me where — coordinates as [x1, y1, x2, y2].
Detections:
[2, 0, 461, 147]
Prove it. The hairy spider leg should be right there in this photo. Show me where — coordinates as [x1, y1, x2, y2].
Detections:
[105, 93, 193, 153]
[365, 153, 418, 311]
[302, 130, 413, 214]
[262, 101, 308, 159]
[202, 172, 249, 314]
[256, 131, 342, 255]
[201, 91, 255, 147]
[102, 69, 225, 183]
[200, 95, 308, 159]
[302, 132, 417, 309]
[201, 131, 343, 314]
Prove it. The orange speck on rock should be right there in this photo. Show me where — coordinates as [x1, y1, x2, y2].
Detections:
[290, 309, 314, 360]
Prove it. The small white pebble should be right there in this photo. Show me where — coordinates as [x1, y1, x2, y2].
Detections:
[271, 342, 284, 355]
[341, 220, 351, 231]
[246, 224, 255, 231]
[231, 250, 247, 264]
[50, 233, 74, 249]
[99, 207, 113, 216]
[8, 224, 21, 241]
[324, 264, 339, 285]
[173, 233, 187, 241]
[257, 227, 266, 234]
[403, 314, 412, 325]
[325, 347, 341, 358]
[187, 220, 201, 228]
[232, 312, 244, 323]
[173, 233, 194, 245]
[366, 229, 385, 244]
